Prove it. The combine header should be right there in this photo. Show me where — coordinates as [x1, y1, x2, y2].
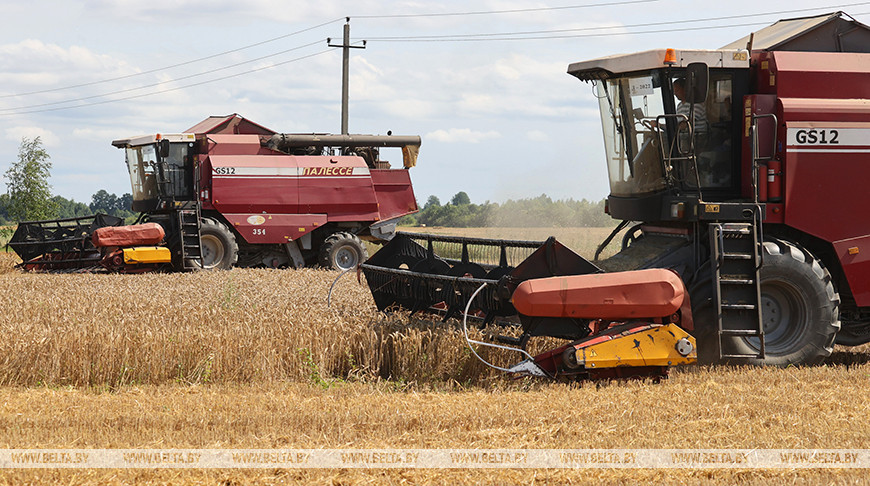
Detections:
[9, 214, 125, 272]
[361, 232, 697, 381]
[361, 12, 870, 377]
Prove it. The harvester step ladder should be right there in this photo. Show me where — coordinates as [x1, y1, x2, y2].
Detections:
[710, 221, 765, 360]
[178, 205, 203, 270]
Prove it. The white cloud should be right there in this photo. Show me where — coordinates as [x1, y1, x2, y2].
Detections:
[380, 99, 440, 120]
[4, 126, 60, 146]
[425, 128, 501, 143]
[526, 130, 549, 142]
[0, 39, 134, 89]
[87, 0, 346, 24]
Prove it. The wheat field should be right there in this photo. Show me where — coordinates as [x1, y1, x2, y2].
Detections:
[0, 228, 869, 485]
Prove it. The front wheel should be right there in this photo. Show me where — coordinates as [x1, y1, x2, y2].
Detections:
[319, 232, 368, 271]
[197, 218, 239, 270]
[695, 238, 840, 366]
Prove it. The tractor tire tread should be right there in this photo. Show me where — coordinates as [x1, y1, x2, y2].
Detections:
[754, 237, 840, 364]
[198, 218, 239, 270]
[319, 232, 368, 271]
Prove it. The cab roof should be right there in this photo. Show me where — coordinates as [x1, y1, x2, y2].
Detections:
[111, 133, 195, 148]
[567, 49, 749, 81]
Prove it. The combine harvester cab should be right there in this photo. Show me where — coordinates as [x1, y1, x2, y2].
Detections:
[361, 12, 870, 377]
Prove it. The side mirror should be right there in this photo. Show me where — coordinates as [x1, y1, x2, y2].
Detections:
[158, 139, 171, 158]
[685, 62, 709, 104]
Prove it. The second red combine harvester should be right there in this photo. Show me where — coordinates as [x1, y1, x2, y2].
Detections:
[10, 115, 421, 272]
[361, 12, 870, 377]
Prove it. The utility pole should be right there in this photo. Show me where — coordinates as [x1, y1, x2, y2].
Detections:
[328, 18, 366, 135]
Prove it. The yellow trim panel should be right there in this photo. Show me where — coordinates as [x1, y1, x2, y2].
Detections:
[123, 246, 172, 264]
[574, 324, 697, 369]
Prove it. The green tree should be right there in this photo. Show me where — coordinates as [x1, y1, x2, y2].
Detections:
[88, 189, 136, 221]
[0, 193, 10, 224]
[89, 189, 118, 213]
[118, 193, 133, 212]
[5, 137, 56, 221]
[450, 191, 471, 206]
[51, 195, 91, 219]
[423, 195, 441, 209]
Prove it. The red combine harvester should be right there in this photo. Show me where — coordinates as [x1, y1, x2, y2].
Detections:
[361, 12, 870, 377]
[10, 115, 420, 272]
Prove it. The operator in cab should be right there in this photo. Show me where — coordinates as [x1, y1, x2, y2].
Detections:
[673, 77, 709, 146]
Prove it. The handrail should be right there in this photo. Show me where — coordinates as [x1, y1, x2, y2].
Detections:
[750, 113, 778, 203]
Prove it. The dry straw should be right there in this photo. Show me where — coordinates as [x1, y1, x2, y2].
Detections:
[0, 247, 867, 388]
[0, 262, 536, 387]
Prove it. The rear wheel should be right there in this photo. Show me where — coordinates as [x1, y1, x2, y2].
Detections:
[695, 239, 840, 365]
[197, 219, 238, 270]
[319, 232, 368, 271]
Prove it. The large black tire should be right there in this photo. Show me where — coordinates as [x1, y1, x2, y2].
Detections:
[197, 218, 238, 270]
[835, 322, 870, 347]
[695, 239, 840, 366]
[319, 232, 368, 271]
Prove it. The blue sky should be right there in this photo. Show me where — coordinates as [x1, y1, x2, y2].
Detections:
[1, 1, 867, 207]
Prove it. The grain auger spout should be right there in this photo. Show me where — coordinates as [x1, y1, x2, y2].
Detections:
[360, 232, 697, 381]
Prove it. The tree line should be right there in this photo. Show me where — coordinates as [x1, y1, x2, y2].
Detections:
[1, 137, 135, 224]
[402, 192, 613, 228]
[0, 190, 136, 224]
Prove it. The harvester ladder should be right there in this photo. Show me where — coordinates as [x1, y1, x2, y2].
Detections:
[178, 205, 203, 270]
[710, 219, 765, 360]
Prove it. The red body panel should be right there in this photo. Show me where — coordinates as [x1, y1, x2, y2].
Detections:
[754, 51, 870, 98]
[192, 128, 418, 245]
[779, 105, 870, 305]
[370, 169, 419, 220]
[223, 213, 328, 244]
[295, 157, 379, 220]
[832, 236, 870, 304]
[204, 134, 273, 155]
[184, 115, 419, 246]
[186, 114, 275, 136]
[745, 52, 870, 306]
[511, 268, 686, 319]
[208, 155, 302, 215]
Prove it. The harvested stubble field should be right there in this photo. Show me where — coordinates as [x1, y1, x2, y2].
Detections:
[0, 229, 868, 485]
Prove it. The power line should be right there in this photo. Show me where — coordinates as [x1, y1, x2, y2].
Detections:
[364, 22, 767, 42]
[354, 0, 660, 18]
[0, 40, 326, 112]
[364, 3, 870, 42]
[0, 3, 659, 100]
[5, 3, 868, 114]
[0, 18, 345, 99]
[0, 49, 335, 116]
